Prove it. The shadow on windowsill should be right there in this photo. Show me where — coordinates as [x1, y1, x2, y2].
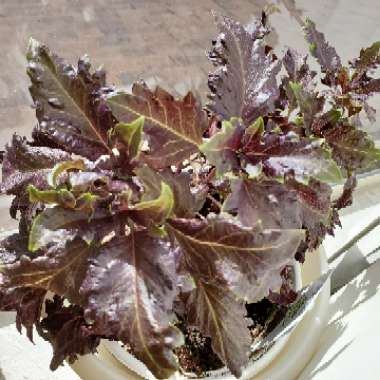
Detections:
[297, 259, 380, 379]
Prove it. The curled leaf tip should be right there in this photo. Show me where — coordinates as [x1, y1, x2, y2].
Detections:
[134, 182, 175, 225]
[48, 160, 86, 188]
[114, 116, 144, 159]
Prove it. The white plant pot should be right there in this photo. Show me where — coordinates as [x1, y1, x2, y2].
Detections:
[70, 247, 330, 380]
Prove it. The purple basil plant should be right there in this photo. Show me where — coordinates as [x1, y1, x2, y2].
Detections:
[0, 11, 380, 379]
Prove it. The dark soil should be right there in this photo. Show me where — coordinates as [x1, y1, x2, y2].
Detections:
[175, 321, 223, 377]
[175, 299, 285, 377]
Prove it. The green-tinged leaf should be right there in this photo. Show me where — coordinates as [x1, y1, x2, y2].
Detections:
[135, 165, 207, 218]
[185, 280, 251, 377]
[245, 116, 265, 136]
[48, 160, 86, 188]
[168, 215, 304, 303]
[27, 38, 114, 160]
[241, 116, 265, 159]
[290, 81, 324, 132]
[208, 13, 281, 126]
[114, 116, 144, 159]
[28, 185, 60, 204]
[325, 123, 380, 171]
[133, 182, 174, 225]
[75, 193, 98, 215]
[107, 84, 206, 168]
[0, 135, 72, 233]
[304, 18, 342, 73]
[28, 185, 76, 209]
[200, 119, 243, 175]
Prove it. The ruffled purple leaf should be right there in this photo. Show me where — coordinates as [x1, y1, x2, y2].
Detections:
[27, 38, 114, 160]
[107, 83, 207, 169]
[241, 127, 343, 184]
[351, 41, 380, 75]
[81, 231, 183, 379]
[168, 215, 304, 304]
[324, 122, 380, 171]
[38, 296, 101, 371]
[207, 13, 281, 126]
[223, 178, 301, 229]
[304, 18, 342, 74]
[168, 214, 303, 375]
[184, 279, 251, 377]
